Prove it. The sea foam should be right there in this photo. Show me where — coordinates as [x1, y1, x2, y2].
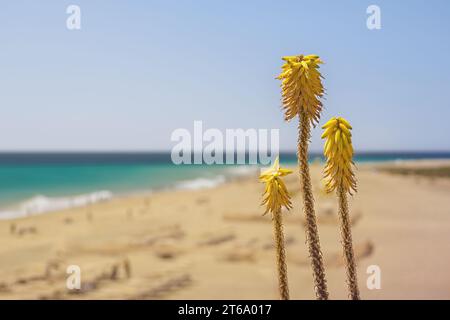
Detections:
[0, 191, 112, 220]
[175, 175, 226, 190]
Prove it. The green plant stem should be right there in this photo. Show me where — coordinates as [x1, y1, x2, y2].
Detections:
[272, 208, 289, 300]
[297, 108, 329, 300]
[337, 183, 360, 300]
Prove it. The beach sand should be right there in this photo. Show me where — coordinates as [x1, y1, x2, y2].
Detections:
[1, 160, 450, 300]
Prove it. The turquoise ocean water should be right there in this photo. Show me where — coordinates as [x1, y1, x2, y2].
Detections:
[1, 152, 449, 218]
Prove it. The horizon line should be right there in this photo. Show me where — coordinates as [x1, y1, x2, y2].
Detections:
[0, 150, 449, 154]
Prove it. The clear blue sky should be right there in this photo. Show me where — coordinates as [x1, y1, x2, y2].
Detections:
[0, 0, 449, 152]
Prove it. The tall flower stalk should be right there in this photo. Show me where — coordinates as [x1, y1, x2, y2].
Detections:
[260, 157, 293, 300]
[322, 116, 360, 300]
[277, 54, 329, 299]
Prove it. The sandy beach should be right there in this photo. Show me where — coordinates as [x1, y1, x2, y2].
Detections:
[1, 160, 449, 300]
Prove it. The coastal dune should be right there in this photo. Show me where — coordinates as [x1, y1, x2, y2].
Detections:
[0, 161, 450, 299]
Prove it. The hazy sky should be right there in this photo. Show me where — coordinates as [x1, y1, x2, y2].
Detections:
[1, 0, 449, 152]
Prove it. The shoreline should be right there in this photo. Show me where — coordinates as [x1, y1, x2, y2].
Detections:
[0, 165, 258, 221]
[2, 159, 450, 221]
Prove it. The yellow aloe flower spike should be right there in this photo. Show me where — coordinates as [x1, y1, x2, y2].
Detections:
[259, 156, 293, 215]
[322, 116, 357, 194]
[321, 116, 360, 300]
[276, 54, 324, 125]
[259, 156, 292, 300]
[277, 53, 329, 300]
